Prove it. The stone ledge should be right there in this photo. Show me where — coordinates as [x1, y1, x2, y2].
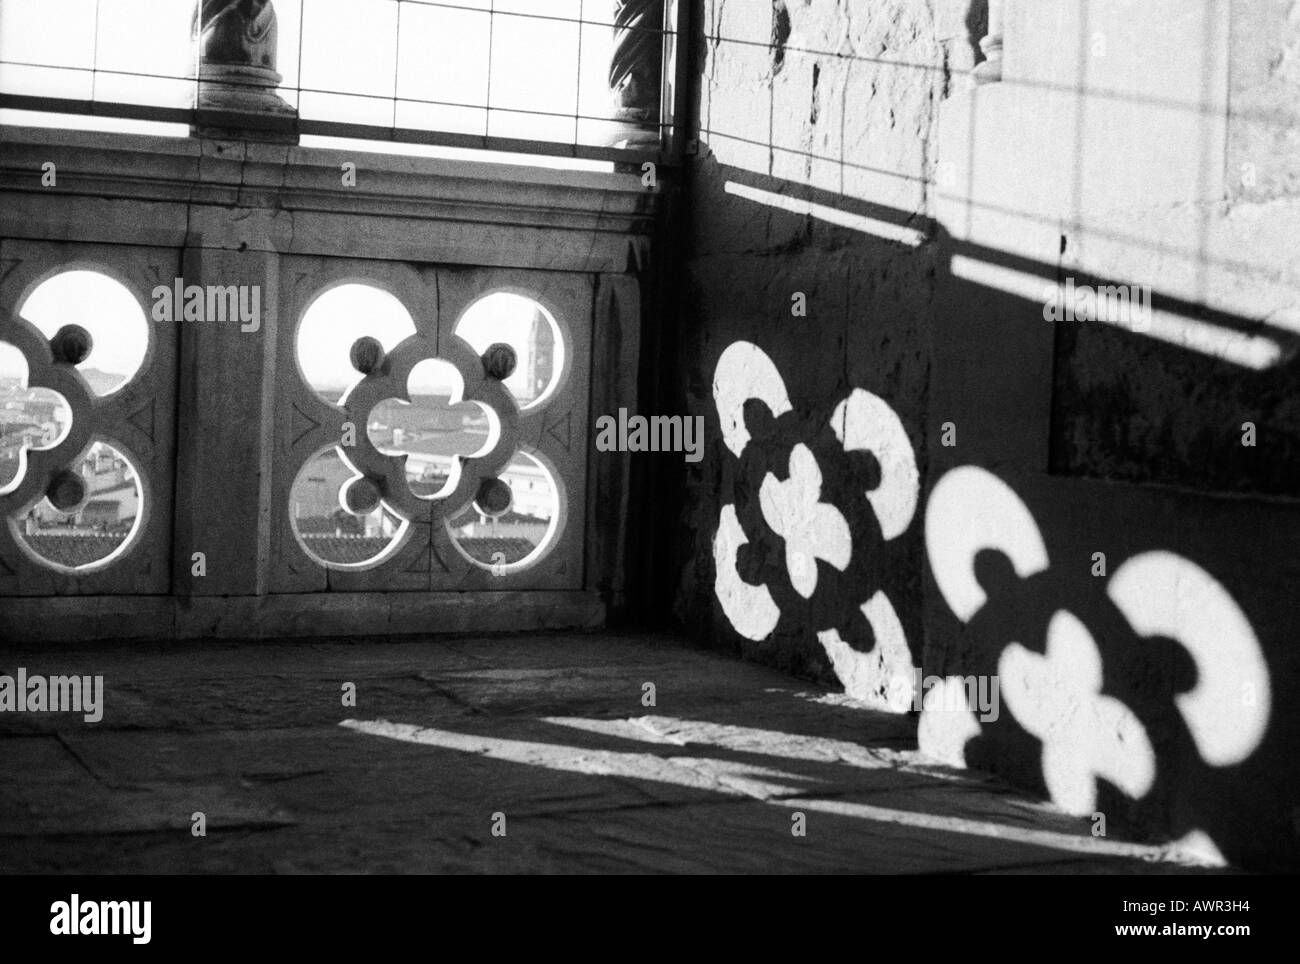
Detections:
[0, 125, 658, 237]
[0, 590, 606, 644]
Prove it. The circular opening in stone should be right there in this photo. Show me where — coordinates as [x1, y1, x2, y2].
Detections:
[447, 448, 563, 574]
[297, 283, 417, 405]
[455, 292, 565, 411]
[18, 269, 150, 396]
[11, 439, 145, 572]
[289, 446, 410, 570]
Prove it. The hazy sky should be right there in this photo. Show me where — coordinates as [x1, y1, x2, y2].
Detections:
[0, 0, 619, 150]
[297, 286, 561, 405]
[2, 2, 583, 395]
[4, 277, 561, 406]
[11, 270, 149, 388]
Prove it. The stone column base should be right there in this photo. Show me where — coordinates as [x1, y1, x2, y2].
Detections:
[192, 63, 298, 142]
[607, 108, 660, 150]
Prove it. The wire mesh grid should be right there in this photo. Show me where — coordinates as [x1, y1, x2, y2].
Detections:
[0, 0, 683, 163]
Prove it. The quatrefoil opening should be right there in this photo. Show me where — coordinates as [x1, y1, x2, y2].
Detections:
[291, 284, 540, 573]
[337, 332, 519, 522]
[364, 357, 500, 503]
[1, 304, 149, 574]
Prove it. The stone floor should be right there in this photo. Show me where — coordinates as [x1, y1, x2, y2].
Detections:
[0, 632, 1226, 873]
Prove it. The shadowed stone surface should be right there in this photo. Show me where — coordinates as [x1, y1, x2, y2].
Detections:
[0, 633, 1225, 874]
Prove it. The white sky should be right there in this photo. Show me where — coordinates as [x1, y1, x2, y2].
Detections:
[1, 3, 586, 400]
[0, 341, 25, 384]
[456, 292, 564, 405]
[297, 283, 417, 398]
[14, 270, 149, 387]
[0, 0, 620, 150]
[3, 278, 560, 406]
[298, 286, 560, 403]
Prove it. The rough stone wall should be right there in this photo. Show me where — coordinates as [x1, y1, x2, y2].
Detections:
[917, 0, 1300, 870]
[1049, 0, 1300, 497]
[673, 0, 1300, 870]
[1229, 0, 1300, 203]
[675, 0, 960, 701]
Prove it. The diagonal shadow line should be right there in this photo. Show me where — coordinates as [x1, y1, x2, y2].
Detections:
[706, 150, 1297, 281]
[335, 708, 1029, 827]
[709, 163, 939, 233]
[336, 714, 1207, 865]
[711, 162, 1300, 357]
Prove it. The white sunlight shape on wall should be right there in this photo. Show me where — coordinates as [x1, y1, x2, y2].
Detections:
[339, 715, 1208, 863]
[724, 181, 927, 247]
[950, 254, 1285, 370]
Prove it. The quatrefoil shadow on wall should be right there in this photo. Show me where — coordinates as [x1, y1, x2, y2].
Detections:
[921, 466, 1272, 839]
[711, 341, 921, 711]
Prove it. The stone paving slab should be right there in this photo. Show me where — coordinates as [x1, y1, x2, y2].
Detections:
[0, 632, 1227, 874]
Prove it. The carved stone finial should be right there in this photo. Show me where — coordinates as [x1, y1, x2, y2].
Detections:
[350, 337, 386, 376]
[194, 0, 279, 70]
[50, 325, 93, 366]
[482, 343, 518, 381]
[191, 0, 297, 136]
[341, 476, 383, 517]
[46, 469, 87, 514]
[973, 0, 1004, 86]
[475, 477, 513, 517]
[608, 0, 664, 148]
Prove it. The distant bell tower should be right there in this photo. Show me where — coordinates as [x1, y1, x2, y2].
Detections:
[526, 307, 556, 403]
